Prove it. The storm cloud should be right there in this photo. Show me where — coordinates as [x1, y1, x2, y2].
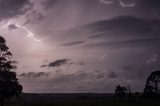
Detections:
[0, 0, 32, 22]
[68, 16, 160, 50]
[40, 59, 85, 68]
[41, 59, 71, 68]
[108, 72, 118, 79]
[48, 59, 70, 67]
[83, 38, 160, 49]
[3, 0, 160, 93]
[19, 72, 49, 78]
[51, 15, 160, 50]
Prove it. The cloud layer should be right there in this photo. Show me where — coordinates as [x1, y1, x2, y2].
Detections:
[19, 72, 49, 78]
[41, 59, 71, 68]
[0, 0, 32, 22]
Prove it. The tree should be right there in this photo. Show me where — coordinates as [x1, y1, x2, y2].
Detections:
[0, 36, 22, 106]
[144, 70, 160, 97]
[115, 85, 127, 99]
[126, 85, 133, 98]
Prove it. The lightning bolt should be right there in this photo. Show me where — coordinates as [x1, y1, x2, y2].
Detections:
[7, 22, 41, 42]
[119, 0, 136, 7]
[100, 0, 136, 7]
[100, 0, 116, 4]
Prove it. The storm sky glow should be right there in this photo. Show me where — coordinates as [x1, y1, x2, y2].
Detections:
[0, 0, 160, 93]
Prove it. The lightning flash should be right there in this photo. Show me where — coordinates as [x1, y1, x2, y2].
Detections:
[100, 0, 136, 7]
[7, 22, 41, 42]
[100, 0, 116, 4]
[119, 0, 136, 7]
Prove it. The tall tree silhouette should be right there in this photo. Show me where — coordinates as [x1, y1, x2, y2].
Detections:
[144, 70, 160, 97]
[115, 85, 127, 99]
[0, 36, 22, 106]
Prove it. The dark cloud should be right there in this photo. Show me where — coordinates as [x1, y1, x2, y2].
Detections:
[136, 0, 160, 17]
[40, 59, 85, 68]
[52, 16, 160, 48]
[40, 65, 48, 68]
[88, 33, 106, 39]
[48, 59, 70, 67]
[140, 0, 160, 9]
[59, 41, 85, 47]
[84, 38, 160, 49]
[86, 16, 154, 35]
[108, 72, 118, 78]
[0, 0, 33, 22]
[19, 72, 49, 78]
[41, 0, 56, 10]
[76, 16, 160, 49]
[8, 24, 18, 30]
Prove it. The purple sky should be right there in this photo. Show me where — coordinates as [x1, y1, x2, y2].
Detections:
[0, 0, 160, 93]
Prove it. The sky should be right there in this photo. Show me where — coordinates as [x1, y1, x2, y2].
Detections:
[0, 0, 160, 93]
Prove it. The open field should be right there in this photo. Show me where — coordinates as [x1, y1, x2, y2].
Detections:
[3, 93, 160, 106]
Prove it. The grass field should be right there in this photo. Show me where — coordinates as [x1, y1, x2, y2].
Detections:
[4, 98, 160, 106]
[1, 93, 160, 106]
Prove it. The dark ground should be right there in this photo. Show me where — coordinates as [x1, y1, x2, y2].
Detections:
[5, 93, 160, 106]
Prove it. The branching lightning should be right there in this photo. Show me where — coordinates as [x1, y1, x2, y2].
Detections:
[100, 0, 136, 7]
[7, 22, 41, 42]
[119, 0, 136, 7]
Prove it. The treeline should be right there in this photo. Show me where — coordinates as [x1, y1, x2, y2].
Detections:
[114, 70, 160, 99]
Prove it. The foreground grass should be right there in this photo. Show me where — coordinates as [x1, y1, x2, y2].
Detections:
[4, 98, 160, 106]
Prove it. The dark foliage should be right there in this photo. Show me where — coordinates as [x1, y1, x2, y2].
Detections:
[115, 85, 127, 99]
[0, 36, 22, 106]
[144, 70, 160, 97]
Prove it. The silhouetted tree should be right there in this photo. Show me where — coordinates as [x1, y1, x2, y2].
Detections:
[115, 85, 127, 99]
[144, 70, 160, 97]
[126, 85, 133, 98]
[0, 36, 22, 106]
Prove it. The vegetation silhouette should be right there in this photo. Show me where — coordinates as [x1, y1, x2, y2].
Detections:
[114, 70, 160, 99]
[115, 85, 127, 99]
[0, 36, 22, 106]
[144, 70, 160, 97]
